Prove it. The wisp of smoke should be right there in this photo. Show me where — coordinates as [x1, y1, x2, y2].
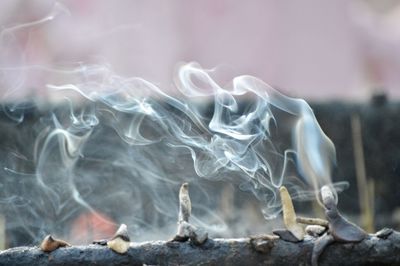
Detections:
[0, 4, 347, 246]
[0, 61, 345, 244]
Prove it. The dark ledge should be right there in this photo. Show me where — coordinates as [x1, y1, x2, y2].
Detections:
[0, 230, 399, 266]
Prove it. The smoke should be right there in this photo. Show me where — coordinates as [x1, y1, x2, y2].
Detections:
[0, 4, 346, 247]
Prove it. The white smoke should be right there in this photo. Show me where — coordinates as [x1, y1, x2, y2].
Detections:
[0, 4, 347, 246]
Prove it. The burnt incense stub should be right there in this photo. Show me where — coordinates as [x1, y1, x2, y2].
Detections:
[107, 224, 131, 254]
[40, 235, 71, 252]
[280, 187, 304, 241]
[172, 183, 208, 245]
[272, 186, 305, 242]
[93, 224, 131, 254]
[321, 186, 366, 243]
[311, 185, 368, 266]
[179, 182, 191, 223]
[297, 217, 329, 227]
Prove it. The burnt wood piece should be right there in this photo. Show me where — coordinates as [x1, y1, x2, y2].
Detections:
[0, 230, 399, 266]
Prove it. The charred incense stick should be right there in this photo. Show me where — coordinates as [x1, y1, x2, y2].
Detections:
[296, 217, 329, 227]
[172, 183, 208, 245]
[179, 182, 191, 223]
[277, 186, 304, 241]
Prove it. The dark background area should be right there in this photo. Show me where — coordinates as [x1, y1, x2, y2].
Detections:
[0, 95, 399, 247]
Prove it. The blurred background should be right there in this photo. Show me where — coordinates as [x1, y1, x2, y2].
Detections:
[0, 0, 399, 249]
[1, 0, 400, 100]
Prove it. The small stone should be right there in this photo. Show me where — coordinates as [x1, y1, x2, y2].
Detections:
[306, 225, 327, 237]
[375, 228, 393, 239]
[250, 238, 274, 253]
[190, 227, 208, 245]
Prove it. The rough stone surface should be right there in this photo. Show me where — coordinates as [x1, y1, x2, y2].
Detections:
[0, 231, 399, 265]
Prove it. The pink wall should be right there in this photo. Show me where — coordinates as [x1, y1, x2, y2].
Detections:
[1, 0, 400, 101]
